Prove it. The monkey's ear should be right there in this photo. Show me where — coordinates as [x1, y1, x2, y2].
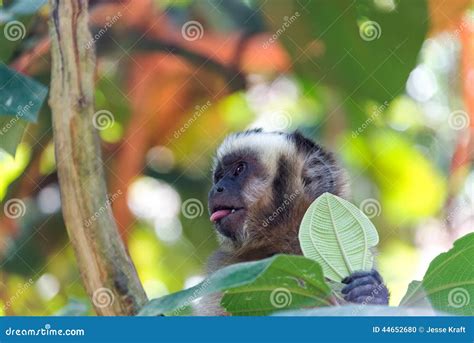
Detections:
[289, 131, 345, 200]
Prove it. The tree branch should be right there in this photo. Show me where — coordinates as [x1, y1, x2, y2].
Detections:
[130, 38, 247, 92]
[95, 32, 247, 92]
[48, 0, 147, 315]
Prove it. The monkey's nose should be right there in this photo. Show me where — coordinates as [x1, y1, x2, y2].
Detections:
[216, 186, 224, 193]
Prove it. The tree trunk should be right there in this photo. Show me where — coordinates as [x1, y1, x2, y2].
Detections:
[48, 0, 147, 315]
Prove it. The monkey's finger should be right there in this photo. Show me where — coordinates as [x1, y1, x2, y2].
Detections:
[341, 270, 372, 284]
[344, 284, 379, 301]
[342, 269, 383, 284]
[368, 269, 384, 284]
[341, 276, 378, 294]
[345, 285, 390, 304]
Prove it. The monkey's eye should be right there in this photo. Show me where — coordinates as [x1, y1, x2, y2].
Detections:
[233, 162, 246, 176]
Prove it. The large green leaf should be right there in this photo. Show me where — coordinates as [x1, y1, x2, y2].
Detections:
[299, 193, 379, 282]
[0, 117, 27, 155]
[138, 255, 331, 316]
[0, 64, 47, 155]
[0, 64, 47, 121]
[221, 255, 330, 315]
[399, 280, 431, 308]
[402, 233, 474, 316]
[138, 258, 266, 316]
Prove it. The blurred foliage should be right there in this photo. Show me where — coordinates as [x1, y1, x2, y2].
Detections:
[0, 64, 47, 155]
[0, 0, 472, 315]
[265, 0, 428, 104]
[0, 0, 47, 61]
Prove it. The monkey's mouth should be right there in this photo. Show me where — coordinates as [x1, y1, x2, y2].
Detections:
[210, 206, 245, 223]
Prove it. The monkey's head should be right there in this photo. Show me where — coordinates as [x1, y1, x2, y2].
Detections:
[208, 129, 349, 255]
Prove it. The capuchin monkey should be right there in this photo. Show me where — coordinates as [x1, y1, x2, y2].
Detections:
[196, 129, 389, 315]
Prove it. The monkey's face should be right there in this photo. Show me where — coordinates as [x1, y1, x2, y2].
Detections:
[208, 129, 347, 250]
[208, 151, 268, 243]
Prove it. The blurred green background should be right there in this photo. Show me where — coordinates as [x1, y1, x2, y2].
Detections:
[0, 0, 473, 315]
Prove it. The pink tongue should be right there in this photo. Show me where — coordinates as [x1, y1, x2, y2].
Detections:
[210, 209, 231, 222]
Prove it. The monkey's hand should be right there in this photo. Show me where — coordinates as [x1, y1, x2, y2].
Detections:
[341, 270, 389, 305]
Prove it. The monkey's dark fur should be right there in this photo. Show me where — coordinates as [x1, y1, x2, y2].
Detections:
[197, 129, 389, 315]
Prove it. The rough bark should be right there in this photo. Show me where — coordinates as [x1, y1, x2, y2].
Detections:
[48, 0, 147, 315]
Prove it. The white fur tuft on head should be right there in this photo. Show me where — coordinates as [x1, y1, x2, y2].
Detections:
[216, 130, 297, 177]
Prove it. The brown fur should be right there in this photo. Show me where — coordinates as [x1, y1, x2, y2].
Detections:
[195, 131, 348, 315]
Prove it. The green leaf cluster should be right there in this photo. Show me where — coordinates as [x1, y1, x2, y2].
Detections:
[141, 194, 474, 316]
